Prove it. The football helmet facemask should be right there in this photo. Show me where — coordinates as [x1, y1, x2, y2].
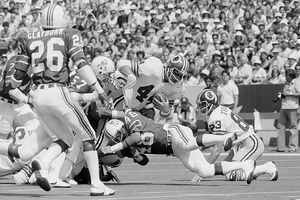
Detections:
[41, 4, 65, 29]
[196, 89, 218, 115]
[103, 119, 128, 145]
[114, 71, 127, 90]
[91, 56, 115, 88]
[167, 54, 189, 85]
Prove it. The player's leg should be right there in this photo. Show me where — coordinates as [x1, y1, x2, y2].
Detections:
[230, 134, 278, 181]
[29, 114, 71, 191]
[59, 134, 82, 185]
[171, 125, 255, 184]
[7, 123, 53, 162]
[58, 87, 114, 196]
[169, 124, 235, 152]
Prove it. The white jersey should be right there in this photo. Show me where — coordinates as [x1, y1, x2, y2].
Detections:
[0, 127, 32, 177]
[208, 106, 254, 139]
[117, 57, 164, 110]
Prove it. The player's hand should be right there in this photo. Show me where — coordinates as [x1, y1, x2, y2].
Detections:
[100, 146, 113, 154]
[98, 92, 112, 106]
[191, 174, 202, 182]
[153, 93, 170, 114]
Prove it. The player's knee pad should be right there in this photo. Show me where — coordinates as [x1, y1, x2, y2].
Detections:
[54, 139, 69, 152]
[83, 140, 95, 152]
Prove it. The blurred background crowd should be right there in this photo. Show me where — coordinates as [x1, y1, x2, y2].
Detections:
[1, 0, 300, 87]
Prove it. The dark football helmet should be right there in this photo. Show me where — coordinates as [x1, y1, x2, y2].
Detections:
[196, 89, 218, 115]
[167, 54, 189, 85]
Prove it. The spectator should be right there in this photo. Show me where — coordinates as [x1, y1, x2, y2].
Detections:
[268, 67, 286, 84]
[176, 97, 197, 132]
[252, 56, 268, 84]
[217, 70, 239, 113]
[276, 69, 300, 152]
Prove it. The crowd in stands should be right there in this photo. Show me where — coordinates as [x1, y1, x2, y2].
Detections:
[0, 0, 300, 87]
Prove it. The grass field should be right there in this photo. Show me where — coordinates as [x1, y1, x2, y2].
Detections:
[0, 152, 300, 200]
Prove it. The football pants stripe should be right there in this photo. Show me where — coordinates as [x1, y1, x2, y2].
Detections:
[171, 125, 189, 145]
[240, 134, 259, 161]
[60, 87, 95, 140]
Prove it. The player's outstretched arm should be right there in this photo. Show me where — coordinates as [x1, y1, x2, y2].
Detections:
[100, 133, 141, 154]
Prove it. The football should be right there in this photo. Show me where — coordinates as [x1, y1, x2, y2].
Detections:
[99, 153, 124, 168]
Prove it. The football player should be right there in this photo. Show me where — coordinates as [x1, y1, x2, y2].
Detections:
[191, 89, 278, 182]
[100, 110, 256, 185]
[0, 54, 56, 165]
[67, 55, 125, 183]
[7, 4, 114, 196]
[117, 54, 188, 120]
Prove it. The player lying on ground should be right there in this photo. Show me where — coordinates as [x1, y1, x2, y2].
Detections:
[190, 89, 278, 182]
[100, 110, 256, 184]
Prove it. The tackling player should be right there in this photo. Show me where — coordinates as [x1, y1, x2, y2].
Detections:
[117, 55, 188, 120]
[192, 89, 278, 182]
[100, 110, 256, 185]
[7, 4, 114, 196]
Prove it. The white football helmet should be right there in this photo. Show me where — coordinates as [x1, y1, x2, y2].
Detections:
[91, 56, 115, 88]
[41, 4, 65, 29]
[103, 119, 128, 145]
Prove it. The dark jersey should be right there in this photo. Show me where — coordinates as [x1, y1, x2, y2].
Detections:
[0, 55, 31, 101]
[16, 28, 86, 85]
[124, 110, 169, 154]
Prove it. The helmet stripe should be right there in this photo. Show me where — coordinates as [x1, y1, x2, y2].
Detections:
[47, 4, 55, 26]
[50, 5, 56, 26]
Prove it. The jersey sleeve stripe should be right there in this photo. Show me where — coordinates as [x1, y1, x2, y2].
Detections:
[17, 60, 29, 65]
[69, 46, 79, 54]
[75, 59, 86, 69]
[70, 49, 84, 58]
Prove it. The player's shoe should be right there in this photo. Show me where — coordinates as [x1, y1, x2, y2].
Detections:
[267, 161, 278, 181]
[31, 160, 51, 191]
[65, 178, 78, 186]
[12, 164, 33, 185]
[242, 160, 256, 184]
[51, 179, 71, 188]
[90, 185, 115, 196]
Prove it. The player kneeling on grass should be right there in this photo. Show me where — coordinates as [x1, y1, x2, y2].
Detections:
[191, 89, 278, 182]
[100, 110, 257, 184]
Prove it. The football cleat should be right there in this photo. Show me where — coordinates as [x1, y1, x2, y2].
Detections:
[51, 179, 71, 188]
[268, 161, 279, 181]
[242, 160, 256, 184]
[90, 185, 115, 196]
[31, 160, 51, 191]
